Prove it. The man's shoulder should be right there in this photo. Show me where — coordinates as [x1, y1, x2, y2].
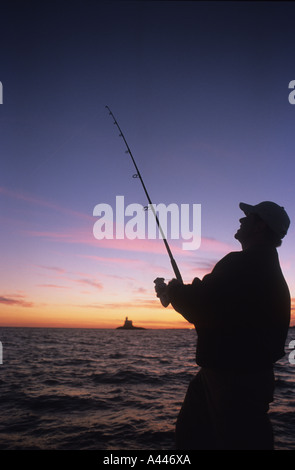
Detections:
[213, 247, 279, 274]
[215, 250, 243, 266]
[208, 251, 244, 277]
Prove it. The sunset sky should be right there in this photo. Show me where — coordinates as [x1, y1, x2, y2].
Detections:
[1, 1, 295, 328]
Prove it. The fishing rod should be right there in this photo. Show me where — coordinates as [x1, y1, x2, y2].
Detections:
[105, 105, 183, 285]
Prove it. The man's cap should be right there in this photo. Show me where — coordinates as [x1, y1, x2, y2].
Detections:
[239, 201, 290, 238]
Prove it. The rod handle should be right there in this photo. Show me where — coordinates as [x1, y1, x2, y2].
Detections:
[171, 257, 183, 284]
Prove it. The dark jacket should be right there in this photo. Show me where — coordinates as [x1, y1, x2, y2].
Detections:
[169, 245, 290, 370]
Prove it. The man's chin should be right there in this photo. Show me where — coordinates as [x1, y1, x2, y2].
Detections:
[234, 230, 241, 241]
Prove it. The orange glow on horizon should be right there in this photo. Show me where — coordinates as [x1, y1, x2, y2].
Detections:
[0, 302, 191, 329]
[1, 300, 294, 329]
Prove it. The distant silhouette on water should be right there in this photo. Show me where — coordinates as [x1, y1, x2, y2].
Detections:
[155, 201, 291, 450]
[117, 316, 145, 330]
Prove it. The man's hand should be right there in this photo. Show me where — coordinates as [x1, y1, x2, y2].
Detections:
[154, 277, 170, 307]
[167, 278, 183, 289]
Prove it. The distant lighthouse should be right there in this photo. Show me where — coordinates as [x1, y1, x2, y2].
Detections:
[116, 317, 145, 330]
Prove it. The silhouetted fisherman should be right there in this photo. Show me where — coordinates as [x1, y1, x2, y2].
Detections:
[155, 201, 291, 450]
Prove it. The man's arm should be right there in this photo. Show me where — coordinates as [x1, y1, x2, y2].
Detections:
[154, 277, 202, 324]
[168, 278, 202, 324]
[154, 252, 243, 326]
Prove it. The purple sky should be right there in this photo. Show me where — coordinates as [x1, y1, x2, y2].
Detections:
[1, 1, 294, 327]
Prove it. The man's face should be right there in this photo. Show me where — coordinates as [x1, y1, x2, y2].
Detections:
[234, 213, 259, 245]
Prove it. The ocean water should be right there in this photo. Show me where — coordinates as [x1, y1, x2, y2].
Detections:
[0, 327, 294, 450]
